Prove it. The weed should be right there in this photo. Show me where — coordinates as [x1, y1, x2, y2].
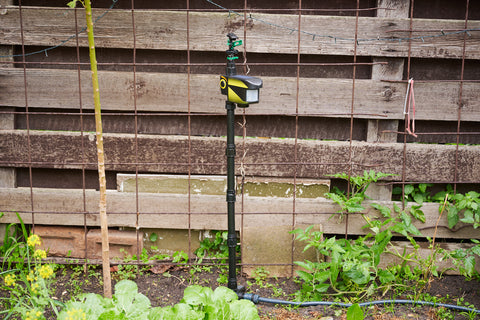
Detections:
[1, 233, 62, 319]
[326, 170, 396, 220]
[217, 272, 228, 285]
[251, 267, 270, 288]
[195, 230, 234, 264]
[172, 250, 189, 264]
[292, 171, 433, 300]
[114, 264, 138, 281]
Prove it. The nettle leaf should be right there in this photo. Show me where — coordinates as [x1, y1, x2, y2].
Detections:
[470, 244, 480, 256]
[344, 265, 370, 285]
[471, 202, 478, 211]
[295, 270, 313, 283]
[464, 256, 476, 277]
[370, 203, 391, 218]
[393, 203, 402, 214]
[447, 206, 460, 229]
[467, 191, 480, 199]
[400, 211, 411, 226]
[346, 202, 365, 213]
[313, 270, 331, 284]
[460, 209, 475, 224]
[378, 269, 395, 284]
[315, 283, 331, 293]
[294, 260, 314, 272]
[410, 206, 426, 223]
[326, 192, 345, 207]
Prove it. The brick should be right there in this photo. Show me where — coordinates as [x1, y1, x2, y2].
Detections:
[87, 229, 142, 260]
[34, 225, 86, 258]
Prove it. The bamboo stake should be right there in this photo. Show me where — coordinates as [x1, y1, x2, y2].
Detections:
[78, 0, 112, 298]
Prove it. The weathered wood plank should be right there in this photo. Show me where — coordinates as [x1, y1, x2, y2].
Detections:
[0, 0, 15, 245]
[1, 130, 480, 183]
[1, 7, 479, 59]
[1, 68, 479, 121]
[364, 0, 408, 201]
[0, 187, 478, 239]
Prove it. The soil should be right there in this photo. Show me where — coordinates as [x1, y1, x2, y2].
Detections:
[43, 265, 480, 320]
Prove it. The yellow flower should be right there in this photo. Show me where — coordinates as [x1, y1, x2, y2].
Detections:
[66, 308, 86, 320]
[4, 273, 16, 287]
[27, 270, 37, 282]
[33, 249, 47, 259]
[27, 234, 41, 248]
[25, 309, 43, 320]
[38, 265, 54, 279]
[31, 282, 40, 294]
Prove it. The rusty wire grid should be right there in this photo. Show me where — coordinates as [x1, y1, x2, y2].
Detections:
[0, 0, 479, 274]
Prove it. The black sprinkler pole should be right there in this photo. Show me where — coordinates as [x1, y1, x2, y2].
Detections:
[226, 100, 237, 291]
[225, 33, 239, 292]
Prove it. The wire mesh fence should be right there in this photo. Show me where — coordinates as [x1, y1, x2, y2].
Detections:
[0, 0, 479, 276]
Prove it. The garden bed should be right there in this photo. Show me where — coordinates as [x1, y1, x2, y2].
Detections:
[21, 265, 479, 320]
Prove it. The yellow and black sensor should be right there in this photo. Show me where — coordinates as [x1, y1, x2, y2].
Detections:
[220, 74, 263, 106]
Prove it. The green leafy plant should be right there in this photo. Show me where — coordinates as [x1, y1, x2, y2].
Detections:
[292, 171, 431, 301]
[59, 280, 260, 320]
[172, 250, 189, 264]
[393, 183, 434, 205]
[251, 267, 270, 288]
[346, 303, 364, 320]
[442, 240, 480, 279]
[1, 213, 30, 271]
[326, 170, 395, 219]
[443, 191, 480, 229]
[1, 234, 63, 320]
[195, 231, 230, 263]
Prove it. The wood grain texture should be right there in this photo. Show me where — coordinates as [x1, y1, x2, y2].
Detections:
[1, 130, 480, 182]
[1, 68, 479, 121]
[1, 7, 479, 59]
[0, 187, 477, 239]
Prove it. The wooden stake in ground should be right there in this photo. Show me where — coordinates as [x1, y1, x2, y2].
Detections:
[69, 0, 112, 298]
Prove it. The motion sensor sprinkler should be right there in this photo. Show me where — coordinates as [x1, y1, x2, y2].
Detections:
[220, 33, 263, 106]
[221, 33, 262, 292]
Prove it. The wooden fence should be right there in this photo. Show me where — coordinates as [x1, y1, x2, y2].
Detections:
[0, 0, 479, 275]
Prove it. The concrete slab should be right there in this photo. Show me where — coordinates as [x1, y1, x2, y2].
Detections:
[117, 174, 227, 195]
[242, 223, 322, 278]
[143, 228, 201, 257]
[239, 177, 330, 198]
